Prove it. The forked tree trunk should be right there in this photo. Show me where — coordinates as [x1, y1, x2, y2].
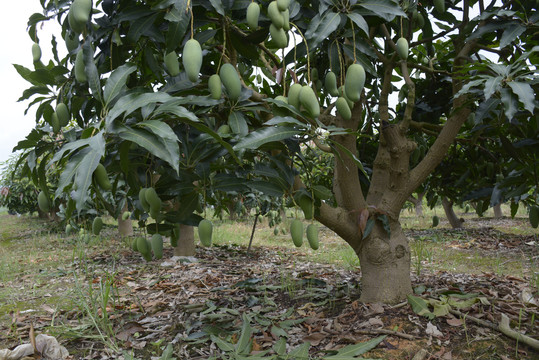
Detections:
[442, 197, 463, 229]
[408, 192, 425, 217]
[493, 203, 503, 218]
[356, 219, 412, 303]
[173, 224, 195, 256]
[118, 203, 133, 236]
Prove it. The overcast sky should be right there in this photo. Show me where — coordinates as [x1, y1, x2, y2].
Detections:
[0, 3, 59, 165]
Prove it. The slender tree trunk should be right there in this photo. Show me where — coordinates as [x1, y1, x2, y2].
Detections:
[493, 203, 503, 218]
[408, 192, 425, 217]
[173, 224, 195, 256]
[442, 197, 463, 229]
[118, 203, 133, 236]
[356, 219, 412, 303]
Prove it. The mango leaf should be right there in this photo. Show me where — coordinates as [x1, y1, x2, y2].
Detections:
[138, 120, 179, 142]
[358, 0, 406, 21]
[82, 41, 102, 105]
[287, 342, 310, 359]
[106, 92, 173, 127]
[429, 299, 450, 317]
[362, 218, 375, 239]
[271, 325, 288, 338]
[154, 102, 199, 121]
[407, 295, 435, 319]
[305, 11, 343, 50]
[103, 64, 137, 108]
[234, 126, 300, 150]
[273, 337, 287, 355]
[228, 111, 249, 136]
[483, 76, 502, 101]
[236, 313, 252, 355]
[377, 214, 391, 238]
[347, 13, 369, 36]
[72, 135, 106, 210]
[323, 335, 386, 359]
[127, 12, 160, 43]
[118, 125, 179, 173]
[248, 180, 285, 197]
[499, 23, 526, 48]
[507, 81, 535, 113]
[500, 87, 519, 120]
[210, 335, 235, 352]
[184, 120, 240, 164]
[208, 0, 225, 15]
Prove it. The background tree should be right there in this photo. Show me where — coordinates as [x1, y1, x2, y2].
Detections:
[15, 0, 538, 303]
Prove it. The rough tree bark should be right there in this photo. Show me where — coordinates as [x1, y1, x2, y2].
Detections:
[442, 197, 463, 229]
[493, 203, 503, 218]
[173, 224, 195, 256]
[408, 192, 425, 217]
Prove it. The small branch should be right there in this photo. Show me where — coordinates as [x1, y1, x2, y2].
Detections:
[450, 309, 539, 351]
[246, 213, 259, 254]
[399, 60, 415, 131]
[411, 24, 460, 47]
[355, 328, 416, 341]
[407, 63, 450, 75]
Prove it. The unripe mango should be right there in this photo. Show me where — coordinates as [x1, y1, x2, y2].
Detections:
[306, 224, 319, 250]
[299, 85, 320, 118]
[277, 0, 290, 11]
[298, 195, 313, 220]
[74, 49, 87, 83]
[270, 24, 288, 48]
[198, 219, 213, 247]
[220, 63, 242, 101]
[66, 224, 73, 235]
[288, 83, 302, 109]
[282, 9, 290, 31]
[38, 191, 49, 212]
[32, 43, 41, 63]
[434, 0, 445, 13]
[65, 33, 80, 53]
[396, 37, 409, 60]
[51, 112, 61, 133]
[144, 187, 162, 211]
[208, 74, 222, 99]
[273, 95, 288, 116]
[183, 39, 203, 82]
[336, 97, 352, 120]
[131, 237, 139, 251]
[344, 63, 365, 102]
[432, 215, 440, 227]
[139, 188, 150, 211]
[246, 2, 260, 28]
[217, 124, 231, 135]
[151, 234, 163, 259]
[268, 1, 284, 28]
[339, 86, 355, 110]
[68, 0, 92, 34]
[164, 51, 180, 76]
[56, 103, 70, 127]
[324, 71, 339, 97]
[94, 163, 112, 191]
[290, 219, 303, 247]
[122, 211, 131, 220]
[136, 236, 152, 261]
[311, 68, 319, 83]
[92, 216, 103, 235]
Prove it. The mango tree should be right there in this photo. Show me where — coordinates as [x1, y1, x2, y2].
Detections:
[15, 0, 537, 303]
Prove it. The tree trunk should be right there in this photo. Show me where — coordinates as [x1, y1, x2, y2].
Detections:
[493, 203, 503, 218]
[173, 224, 195, 256]
[442, 197, 463, 229]
[408, 192, 425, 217]
[118, 203, 133, 236]
[357, 219, 412, 304]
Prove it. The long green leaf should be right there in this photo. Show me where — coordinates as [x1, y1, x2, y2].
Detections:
[305, 12, 342, 49]
[288, 342, 310, 359]
[483, 76, 502, 101]
[154, 102, 199, 121]
[138, 120, 179, 142]
[347, 13, 369, 36]
[324, 335, 386, 359]
[127, 12, 159, 43]
[358, 0, 406, 20]
[118, 125, 179, 173]
[184, 120, 240, 164]
[234, 126, 300, 150]
[106, 92, 173, 127]
[56, 148, 87, 197]
[228, 111, 249, 136]
[210, 335, 235, 352]
[103, 64, 137, 108]
[499, 23, 526, 48]
[83, 41, 102, 105]
[73, 135, 106, 211]
[236, 313, 252, 355]
[500, 87, 519, 120]
[407, 295, 435, 319]
[507, 81, 535, 113]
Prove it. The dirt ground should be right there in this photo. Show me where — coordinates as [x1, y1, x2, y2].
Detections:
[0, 214, 538, 359]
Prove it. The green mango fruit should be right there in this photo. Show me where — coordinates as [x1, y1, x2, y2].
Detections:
[92, 216, 103, 235]
[396, 37, 409, 60]
[136, 237, 152, 261]
[220, 63, 242, 101]
[306, 224, 319, 250]
[164, 51, 180, 76]
[434, 0, 445, 13]
[151, 234, 163, 259]
[68, 0, 92, 33]
[198, 219, 213, 247]
[282, 9, 290, 31]
[183, 39, 203, 82]
[246, 2, 260, 28]
[122, 211, 131, 220]
[277, 0, 290, 11]
[139, 188, 150, 211]
[530, 206, 539, 228]
[144, 187, 162, 212]
[432, 215, 440, 227]
[208, 74, 222, 99]
[74, 49, 87, 83]
[94, 163, 112, 191]
[268, 1, 284, 28]
[336, 97, 352, 120]
[32, 43, 41, 62]
[298, 195, 314, 220]
[299, 85, 320, 118]
[56, 103, 70, 127]
[270, 24, 288, 48]
[288, 83, 303, 109]
[344, 63, 365, 102]
[65, 224, 73, 235]
[290, 219, 303, 247]
[324, 71, 339, 97]
[51, 112, 61, 133]
[132, 237, 139, 251]
[38, 191, 50, 212]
